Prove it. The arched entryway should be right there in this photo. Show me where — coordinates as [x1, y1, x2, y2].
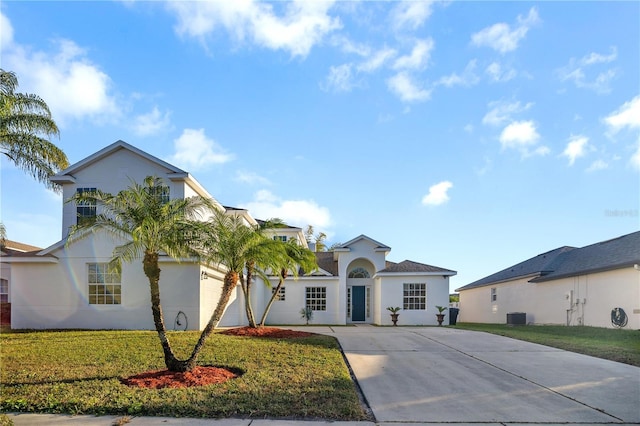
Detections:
[346, 259, 375, 323]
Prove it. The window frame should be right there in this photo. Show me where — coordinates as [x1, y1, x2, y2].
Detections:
[305, 286, 327, 311]
[0, 278, 8, 303]
[76, 187, 97, 226]
[403, 282, 426, 310]
[272, 286, 285, 301]
[87, 263, 122, 305]
[490, 287, 497, 302]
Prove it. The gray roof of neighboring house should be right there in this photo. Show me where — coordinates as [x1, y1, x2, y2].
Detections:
[314, 251, 338, 276]
[456, 231, 640, 291]
[530, 231, 640, 282]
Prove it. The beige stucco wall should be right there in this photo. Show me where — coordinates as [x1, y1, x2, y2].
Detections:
[458, 267, 640, 329]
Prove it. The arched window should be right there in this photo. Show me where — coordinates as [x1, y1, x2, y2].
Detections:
[348, 267, 370, 278]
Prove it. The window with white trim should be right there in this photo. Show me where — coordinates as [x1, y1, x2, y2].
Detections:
[0, 278, 8, 303]
[147, 185, 170, 204]
[76, 187, 97, 226]
[273, 235, 287, 242]
[306, 287, 326, 311]
[88, 263, 121, 305]
[272, 286, 285, 301]
[403, 283, 426, 310]
[491, 287, 497, 302]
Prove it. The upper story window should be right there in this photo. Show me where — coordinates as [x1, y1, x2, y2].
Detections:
[490, 287, 497, 302]
[76, 187, 97, 226]
[273, 236, 287, 242]
[147, 185, 170, 204]
[348, 267, 370, 278]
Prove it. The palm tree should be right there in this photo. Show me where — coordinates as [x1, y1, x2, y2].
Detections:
[210, 217, 284, 328]
[258, 238, 317, 327]
[0, 69, 68, 192]
[67, 176, 216, 372]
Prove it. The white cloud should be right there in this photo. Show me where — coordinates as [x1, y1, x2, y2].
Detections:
[321, 63, 355, 92]
[329, 35, 369, 56]
[167, 0, 341, 58]
[471, 7, 539, 53]
[561, 135, 589, 166]
[422, 181, 453, 206]
[390, 1, 434, 31]
[0, 11, 14, 50]
[133, 106, 172, 137]
[557, 47, 618, 94]
[235, 170, 271, 185]
[2, 36, 119, 126]
[631, 139, 640, 171]
[168, 128, 234, 171]
[483, 100, 533, 126]
[393, 38, 434, 70]
[357, 47, 397, 73]
[485, 61, 516, 82]
[586, 159, 608, 172]
[436, 60, 479, 88]
[387, 72, 431, 102]
[604, 95, 640, 133]
[499, 120, 544, 155]
[239, 189, 331, 229]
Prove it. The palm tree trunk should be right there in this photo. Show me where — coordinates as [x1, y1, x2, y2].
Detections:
[143, 252, 183, 371]
[185, 271, 238, 370]
[258, 276, 284, 327]
[242, 265, 257, 327]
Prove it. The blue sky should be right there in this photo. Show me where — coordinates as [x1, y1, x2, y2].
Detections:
[1, 1, 638, 292]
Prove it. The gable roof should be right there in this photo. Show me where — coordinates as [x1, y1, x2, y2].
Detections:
[456, 231, 640, 291]
[378, 260, 457, 275]
[50, 140, 185, 184]
[334, 234, 391, 252]
[49, 140, 217, 202]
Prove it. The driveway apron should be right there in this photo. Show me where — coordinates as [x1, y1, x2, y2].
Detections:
[321, 326, 640, 424]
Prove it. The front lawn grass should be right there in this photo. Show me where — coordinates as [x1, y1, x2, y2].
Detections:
[454, 323, 640, 367]
[0, 330, 368, 420]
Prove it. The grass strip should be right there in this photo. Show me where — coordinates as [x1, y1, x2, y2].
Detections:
[453, 323, 640, 366]
[0, 330, 368, 420]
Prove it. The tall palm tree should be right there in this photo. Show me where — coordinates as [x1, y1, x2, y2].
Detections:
[206, 216, 284, 328]
[258, 238, 317, 327]
[0, 69, 68, 192]
[67, 176, 216, 372]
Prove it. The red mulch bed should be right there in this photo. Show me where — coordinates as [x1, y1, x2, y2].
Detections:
[121, 366, 239, 389]
[220, 326, 317, 338]
[121, 327, 315, 389]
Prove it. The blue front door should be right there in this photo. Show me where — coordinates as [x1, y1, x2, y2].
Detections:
[352, 286, 365, 321]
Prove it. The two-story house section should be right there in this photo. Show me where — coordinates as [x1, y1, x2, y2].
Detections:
[4, 140, 457, 330]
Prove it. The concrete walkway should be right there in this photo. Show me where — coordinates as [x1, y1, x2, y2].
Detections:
[7, 325, 640, 425]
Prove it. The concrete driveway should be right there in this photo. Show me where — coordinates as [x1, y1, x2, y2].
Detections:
[303, 325, 640, 424]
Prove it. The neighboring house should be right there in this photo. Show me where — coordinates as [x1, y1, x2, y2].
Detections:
[0, 240, 43, 325]
[456, 231, 640, 329]
[4, 140, 456, 330]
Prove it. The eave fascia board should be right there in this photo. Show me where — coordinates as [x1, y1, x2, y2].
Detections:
[375, 271, 457, 278]
[456, 272, 543, 292]
[0, 256, 59, 264]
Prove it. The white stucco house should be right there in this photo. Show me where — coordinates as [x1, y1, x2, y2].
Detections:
[455, 231, 640, 329]
[2, 140, 456, 330]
